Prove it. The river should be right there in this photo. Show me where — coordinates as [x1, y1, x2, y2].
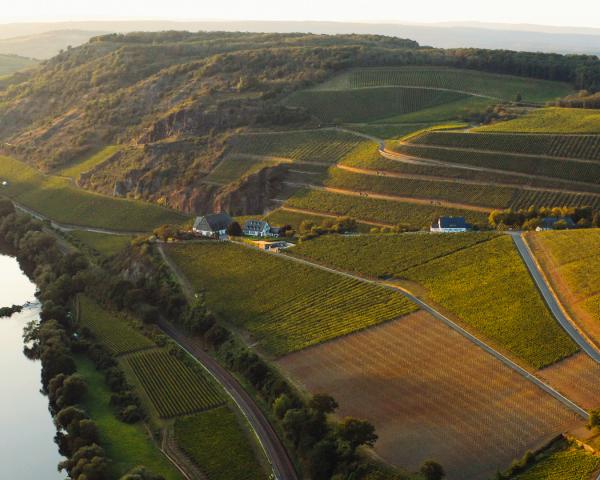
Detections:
[0, 253, 64, 479]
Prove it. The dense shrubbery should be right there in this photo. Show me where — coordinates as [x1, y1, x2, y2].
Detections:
[489, 206, 600, 230]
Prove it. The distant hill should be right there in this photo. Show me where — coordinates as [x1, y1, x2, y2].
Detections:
[0, 30, 106, 60]
[0, 54, 37, 77]
[1, 20, 599, 59]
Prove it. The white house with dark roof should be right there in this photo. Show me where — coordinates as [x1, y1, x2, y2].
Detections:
[243, 219, 271, 237]
[193, 213, 233, 238]
[535, 216, 577, 231]
[430, 216, 470, 233]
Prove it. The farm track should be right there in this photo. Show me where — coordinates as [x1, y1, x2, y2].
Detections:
[227, 241, 589, 419]
[512, 233, 600, 363]
[318, 84, 500, 100]
[283, 181, 494, 212]
[156, 244, 298, 480]
[380, 149, 600, 190]
[336, 164, 600, 198]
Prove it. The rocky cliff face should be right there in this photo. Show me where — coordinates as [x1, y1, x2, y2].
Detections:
[213, 163, 289, 216]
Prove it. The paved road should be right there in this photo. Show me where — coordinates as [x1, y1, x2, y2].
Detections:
[228, 240, 590, 419]
[511, 232, 600, 363]
[157, 245, 298, 480]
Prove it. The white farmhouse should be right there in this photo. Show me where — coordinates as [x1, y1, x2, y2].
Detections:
[243, 219, 271, 237]
[430, 216, 470, 233]
[192, 213, 233, 238]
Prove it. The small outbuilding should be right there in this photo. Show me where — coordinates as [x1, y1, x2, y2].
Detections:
[243, 219, 271, 237]
[193, 213, 233, 238]
[535, 216, 577, 231]
[430, 216, 470, 233]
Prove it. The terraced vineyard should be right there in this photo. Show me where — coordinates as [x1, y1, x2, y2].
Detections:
[166, 242, 417, 356]
[69, 230, 133, 257]
[313, 67, 572, 102]
[510, 189, 600, 210]
[204, 155, 287, 185]
[289, 232, 498, 279]
[475, 107, 600, 134]
[78, 295, 155, 355]
[228, 130, 365, 164]
[510, 442, 600, 480]
[278, 311, 580, 480]
[0, 155, 187, 231]
[325, 167, 516, 208]
[263, 208, 372, 233]
[394, 144, 600, 185]
[403, 235, 579, 368]
[285, 189, 490, 228]
[285, 87, 468, 123]
[527, 229, 600, 346]
[125, 350, 224, 418]
[408, 131, 600, 162]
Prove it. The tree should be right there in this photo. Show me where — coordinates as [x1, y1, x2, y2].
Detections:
[588, 408, 600, 429]
[120, 465, 166, 480]
[420, 460, 445, 480]
[227, 221, 243, 236]
[0, 198, 15, 217]
[59, 444, 109, 480]
[309, 394, 339, 414]
[307, 439, 339, 480]
[337, 418, 377, 449]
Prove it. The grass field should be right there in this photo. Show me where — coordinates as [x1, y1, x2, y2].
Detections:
[394, 144, 600, 185]
[70, 230, 133, 256]
[174, 407, 267, 480]
[475, 107, 600, 134]
[278, 311, 580, 480]
[325, 167, 515, 208]
[527, 229, 600, 347]
[76, 356, 183, 480]
[313, 67, 572, 102]
[290, 232, 498, 279]
[124, 349, 224, 418]
[509, 441, 600, 480]
[204, 155, 287, 185]
[0, 155, 187, 231]
[285, 189, 490, 228]
[228, 130, 365, 164]
[166, 242, 417, 356]
[285, 87, 468, 123]
[78, 295, 155, 355]
[402, 235, 579, 368]
[407, 131, 600, 162]
[59, 145, 123, 178]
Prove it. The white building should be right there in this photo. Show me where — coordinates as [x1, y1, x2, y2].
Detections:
[192, 213, 233, 238]
[243, 219, 271, 237]
[430, 216, 470, 233]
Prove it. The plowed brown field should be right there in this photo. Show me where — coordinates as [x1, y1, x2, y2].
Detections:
[538, 352, 600, 410]
[277, 311, 581, 480]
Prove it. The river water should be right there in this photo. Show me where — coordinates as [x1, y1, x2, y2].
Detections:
[0, 253, 64, 479]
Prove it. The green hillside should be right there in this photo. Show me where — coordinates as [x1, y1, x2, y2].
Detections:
[0, 53, 37, 77]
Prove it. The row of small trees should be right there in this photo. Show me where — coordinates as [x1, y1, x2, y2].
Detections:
[489, 206, 600, 230]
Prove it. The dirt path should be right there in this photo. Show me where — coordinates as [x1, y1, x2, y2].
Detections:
[161, 426, 206, 480]
[337, 164, 600, 198]
[285, 181, 493, 212]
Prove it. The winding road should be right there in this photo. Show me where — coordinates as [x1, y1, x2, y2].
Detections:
[157, 244, 298, 480]
[511, 232, 600, 363]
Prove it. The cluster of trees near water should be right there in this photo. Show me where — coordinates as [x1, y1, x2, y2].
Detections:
[0, 199, 161, 480]
[1, 198, 432, 479]
[489, 206, 600, 230]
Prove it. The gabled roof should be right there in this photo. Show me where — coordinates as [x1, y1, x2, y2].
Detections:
[243, 219, 270, 232]
[194, 213, 233, 232]
[435, 216, 468, 229]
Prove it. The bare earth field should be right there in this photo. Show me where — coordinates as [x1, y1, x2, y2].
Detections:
[277, 311, 581, 480]
[537, 352, 600, 410]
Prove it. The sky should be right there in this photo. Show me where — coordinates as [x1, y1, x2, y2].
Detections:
[2, 0, 600, 29]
